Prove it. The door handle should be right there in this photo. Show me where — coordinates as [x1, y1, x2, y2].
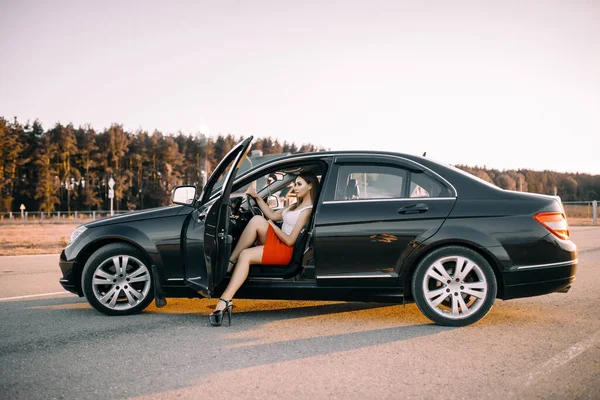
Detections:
[398, 203, 428, 214]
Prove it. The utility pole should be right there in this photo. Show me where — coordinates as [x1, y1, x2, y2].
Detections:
[108, 177, 115, 216]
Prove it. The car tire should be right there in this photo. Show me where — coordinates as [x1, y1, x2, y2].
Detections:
[411, 246, 497, 327]
[82, 242, 154, 316]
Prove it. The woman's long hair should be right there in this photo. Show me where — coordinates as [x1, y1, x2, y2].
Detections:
[288, 171, 319, 211]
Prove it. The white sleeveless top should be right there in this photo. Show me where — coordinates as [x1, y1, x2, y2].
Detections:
[281, 205, 313, 235]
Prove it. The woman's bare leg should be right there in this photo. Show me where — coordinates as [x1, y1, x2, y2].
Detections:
[215, 246, 264, 311]
[230, 216, 268, 263]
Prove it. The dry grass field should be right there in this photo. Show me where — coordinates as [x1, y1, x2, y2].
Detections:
[563, 204, 598, 226]
[0, 224, 76, 256]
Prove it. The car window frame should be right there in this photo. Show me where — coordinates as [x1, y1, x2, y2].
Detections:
[407, 170, 452, 199]
[324, 155, 455, 202]
[230, 159, 330, 205]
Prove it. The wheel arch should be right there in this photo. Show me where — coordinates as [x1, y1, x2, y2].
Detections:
[400, 239, 506, 300]
[72, 236, 159, 293]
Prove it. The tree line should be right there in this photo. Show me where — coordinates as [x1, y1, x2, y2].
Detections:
[0, 116, 598, 213]
[455, 165, 599, 202]
[0, 117, 326, 213]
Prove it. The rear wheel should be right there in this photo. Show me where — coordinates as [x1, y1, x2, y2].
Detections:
[82, 243, 154, 316]
[411, 246, 497, 326]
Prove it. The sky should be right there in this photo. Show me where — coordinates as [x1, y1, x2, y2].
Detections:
[1, 0, 599, 174]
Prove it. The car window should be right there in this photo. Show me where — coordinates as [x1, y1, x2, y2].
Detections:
[334, 165, 407, 200]
[270, 174, 322, 207]
[409, 171, 447, 198]
[232, 171, 291, 200]
[268, 181, 297, 208]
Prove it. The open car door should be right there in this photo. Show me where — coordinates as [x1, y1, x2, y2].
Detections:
[184, 136, 253, 297]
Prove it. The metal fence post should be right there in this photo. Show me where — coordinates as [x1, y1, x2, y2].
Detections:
[10, 212, 13, 221]
[75, 211, 78, 220]
[41, 212, 44, 223]
[93, 211, 96, 221]
[57, 211, 60, 222]
[25, 211, 28, 221]
[593, 200, 598, 226]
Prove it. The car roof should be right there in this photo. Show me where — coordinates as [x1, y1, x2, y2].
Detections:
[237, 150, 509, 199]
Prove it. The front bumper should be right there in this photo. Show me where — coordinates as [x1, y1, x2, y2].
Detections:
[59, 249, 81, 296]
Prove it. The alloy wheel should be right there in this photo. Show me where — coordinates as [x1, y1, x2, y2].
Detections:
[422, 255, 488, 320]
[91, 255, 151, 311]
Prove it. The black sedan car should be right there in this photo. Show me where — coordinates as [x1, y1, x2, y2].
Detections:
[58, 137, 577, 326]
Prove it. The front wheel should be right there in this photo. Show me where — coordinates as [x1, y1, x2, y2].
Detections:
[411, 246, 497, 326]
[82, 243, 154, 316]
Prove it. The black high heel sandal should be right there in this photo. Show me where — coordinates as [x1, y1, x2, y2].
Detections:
[209, 298, 233, 326]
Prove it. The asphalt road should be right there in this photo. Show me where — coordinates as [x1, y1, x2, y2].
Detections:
[1, 227, 599, 400]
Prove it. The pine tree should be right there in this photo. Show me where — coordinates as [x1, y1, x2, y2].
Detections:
[0, 118, 25, 212]
[16, 120, 45, 212]
[75, 125, 102, 210]
[34, 135, 60, 213]
[106, 124, 131, 211]
[48, 123, 79, 212]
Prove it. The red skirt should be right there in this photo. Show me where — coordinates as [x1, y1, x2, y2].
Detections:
[262, 225, 293, 265]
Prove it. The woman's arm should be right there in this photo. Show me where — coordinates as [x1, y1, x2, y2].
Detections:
[267, 209, 311, 247]
[248, 189, 284, 221]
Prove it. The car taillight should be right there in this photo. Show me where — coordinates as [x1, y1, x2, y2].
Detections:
[534, 212, 570, 240]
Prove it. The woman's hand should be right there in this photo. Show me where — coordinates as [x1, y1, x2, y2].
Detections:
[247, 187, 259, 199]
[246, 186, 283, 222]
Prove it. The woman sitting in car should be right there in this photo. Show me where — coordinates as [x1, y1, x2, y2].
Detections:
[209, 171, 320, 326]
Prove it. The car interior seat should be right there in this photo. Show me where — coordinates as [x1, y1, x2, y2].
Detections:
[245, 166, 323, 279]
[247, 222, 311, 278]
[290, 224, 310, 266]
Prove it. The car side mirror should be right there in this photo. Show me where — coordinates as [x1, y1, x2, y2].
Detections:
[267, 195, 279, 208]
[266, 173, 285, 186]
[172, 186, 197, 206]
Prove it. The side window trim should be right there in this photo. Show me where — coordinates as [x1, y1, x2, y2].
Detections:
[333, 154, 457, 198]
[327, 161, 455, 203]
[322, 197, 458, 205]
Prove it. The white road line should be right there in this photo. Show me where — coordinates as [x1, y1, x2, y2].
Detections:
[0, 292, 72, 301]
[0, 253, 60, 258]
[525, 329, 600, 387]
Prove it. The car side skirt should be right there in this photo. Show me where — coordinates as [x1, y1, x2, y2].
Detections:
[163, 281, 407, 304]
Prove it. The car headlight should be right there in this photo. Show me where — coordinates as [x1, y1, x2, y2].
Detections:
[67, 226, 87, 247]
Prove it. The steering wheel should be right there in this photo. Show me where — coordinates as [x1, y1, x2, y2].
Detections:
[246, 194, 262, 216]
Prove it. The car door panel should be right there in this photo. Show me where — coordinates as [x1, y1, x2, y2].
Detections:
[183, 137, 253, 297]
[204, 200, 234, 289]
[314, 199, 455, 279]
[183, 208, 209, 295]
[313, 157, 456, 283]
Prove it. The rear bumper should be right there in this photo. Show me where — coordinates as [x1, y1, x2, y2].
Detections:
[501, 259, 577, 300]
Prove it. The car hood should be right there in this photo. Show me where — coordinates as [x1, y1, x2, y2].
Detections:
[85, 205, 186, 228]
